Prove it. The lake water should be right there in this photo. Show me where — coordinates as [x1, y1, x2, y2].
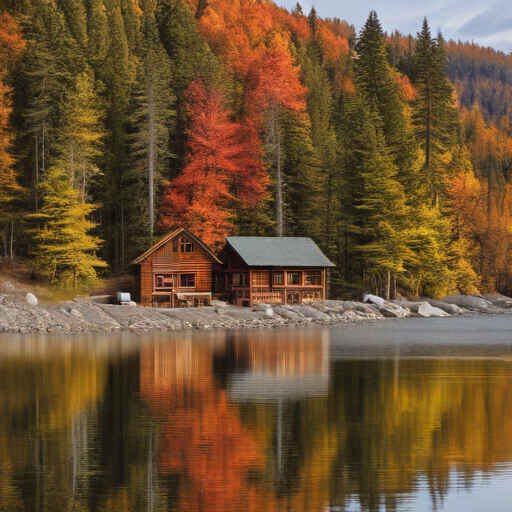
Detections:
[1, 315, 512, 511]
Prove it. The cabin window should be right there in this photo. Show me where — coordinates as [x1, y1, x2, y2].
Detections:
[287, 272, 302, 285]
[172, 238, 179, 252]
[233, 273, 248, 286]
[252, 271, 269, 287]
[273, 272, 284, 285]
[155, 274, 175, 289]
[153, 295, 171, 308]
[180, 238, 194, 252]
[305, 270, 322, 286]
[180, 273, 196, 287]
[287, 292, 301, 305]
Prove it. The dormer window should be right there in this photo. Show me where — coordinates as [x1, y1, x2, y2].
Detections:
[180, 238, 194, 252]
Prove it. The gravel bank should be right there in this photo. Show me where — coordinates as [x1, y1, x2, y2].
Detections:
[1, 275, 510, 335]
[0, 294, 385, 334]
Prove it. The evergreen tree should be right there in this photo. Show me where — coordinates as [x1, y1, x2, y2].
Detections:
[14, 1, 80, 210]
[92, 0, 137, 268]
[84, 0, 109, 69]
[337, 93, 413, 296]
[33, 166, 106, 287]
[355, 11, 419, 195]
[55, 0, 88, 48]
[156, 0, 220, 178]
[130, 11, 175, 247]
[300, 48, 339, 253]
[413, 18, 460, 204]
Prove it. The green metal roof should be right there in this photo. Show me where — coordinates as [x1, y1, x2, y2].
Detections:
[226, 237, 335, 267]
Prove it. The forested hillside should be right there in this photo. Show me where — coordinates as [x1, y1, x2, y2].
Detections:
[1, 0, 512, 298]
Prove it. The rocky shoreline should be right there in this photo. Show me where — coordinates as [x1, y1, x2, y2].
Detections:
[0, 278, 511, 334]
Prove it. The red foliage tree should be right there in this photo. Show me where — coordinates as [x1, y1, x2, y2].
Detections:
[0, 14, 26, 208]
[158, 79, 268, 249]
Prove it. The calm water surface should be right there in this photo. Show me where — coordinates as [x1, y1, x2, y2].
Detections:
[1, 316, 512, 511]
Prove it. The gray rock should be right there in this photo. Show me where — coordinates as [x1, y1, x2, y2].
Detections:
[423, 298, 463, 315]
[483, 293, 512, 308]
[364, 294, 385, 308]
[442, 294, 492, 311]
[407, 301, 449, 317]
[26, 293, 38, 306]
[379, 307, 404, 318]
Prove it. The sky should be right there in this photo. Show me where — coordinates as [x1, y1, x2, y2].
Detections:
[280, 0, 512, 53]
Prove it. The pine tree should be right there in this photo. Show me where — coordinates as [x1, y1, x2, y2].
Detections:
[300, 48, 339, 252]
[355, 11, 419, 195]
[337, 93, 413, 296]
[84, 0, 109, 69]
[33, 166, 107, 287]
[55, 0, 88, 48]
[92, 0, 137, 268]
[413, 18, 460, 204]
[130, 11, 175, 247]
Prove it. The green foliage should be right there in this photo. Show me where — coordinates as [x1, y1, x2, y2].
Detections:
[127, 11, 176, 256]
[412, 19, 460, 202]
[355, 11, 419, 196]
[32, 167, 107, 287]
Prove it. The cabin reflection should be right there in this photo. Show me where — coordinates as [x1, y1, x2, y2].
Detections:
[227, 329, 330, 402]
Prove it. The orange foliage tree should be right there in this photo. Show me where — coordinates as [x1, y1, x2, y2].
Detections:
[158, 79, 268, 250]
[0, 13, 26, 213]
[245, 33, 307, 236]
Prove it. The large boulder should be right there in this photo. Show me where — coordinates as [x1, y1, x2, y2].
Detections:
[423, 298, 463, 315]
[441, 294, 492, 311]
[380, 305, 409, 318]
[483, 293, 512, 308]
[344, 301, 381, 315]
[401, 301, 449, 317]
[363, 294, 385, 308]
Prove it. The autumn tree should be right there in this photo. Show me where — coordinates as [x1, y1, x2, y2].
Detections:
[54, 71, 105, 202]
[0, 13, 25, 261]
[159, 79, 268, 250]
[32, 167, 106, 287]
[246, 34, 307, 237]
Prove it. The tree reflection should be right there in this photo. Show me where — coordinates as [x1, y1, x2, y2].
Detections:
[1, 333, 512, 511]
[140, 336, 274, 512]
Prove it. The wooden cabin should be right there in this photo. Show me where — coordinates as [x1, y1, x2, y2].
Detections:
[220, 237, 335, 307]
[132, 228, 222, 308]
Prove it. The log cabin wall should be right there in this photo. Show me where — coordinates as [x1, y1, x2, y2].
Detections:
[225, 266, 326, 307]
[221, 240, 334, 307]
[135, 230, 218, 307]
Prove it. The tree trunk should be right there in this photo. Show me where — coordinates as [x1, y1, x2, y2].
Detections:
[148, 79, 155, 243]
[386, 270, 390, 300]
[10, 218, 14, 261]
[121, 199, 125, 267]
[275, 117, 283, 237]
[35, 135, 39, 212]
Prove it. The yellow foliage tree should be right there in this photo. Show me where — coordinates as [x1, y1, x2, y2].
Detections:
[33, 167, 107, 287]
